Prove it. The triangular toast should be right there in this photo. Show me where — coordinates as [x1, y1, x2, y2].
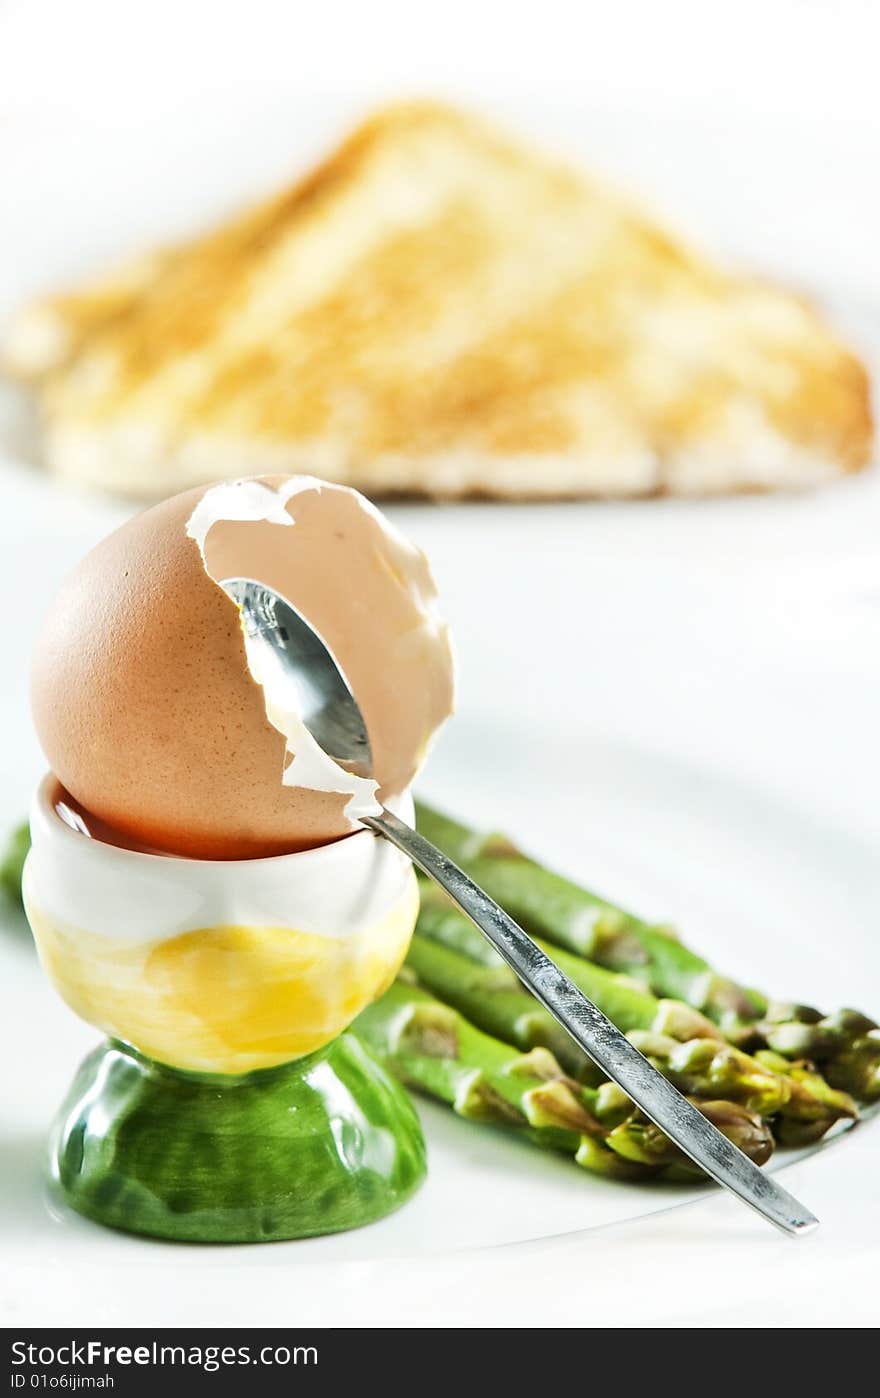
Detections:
[3, 102, 872, 497]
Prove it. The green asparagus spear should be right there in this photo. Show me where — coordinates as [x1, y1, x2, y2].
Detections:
[823, 1030, 880, 1102]
[1, 822, 29, 907]
[354, 978, 774, 1179]
[753, 1050, 862, 1146]
[570, 1119, 775, 1182]
[354, 978, 599, 1140]
[410, 913, 857, 1136]
[404, 927, 596, 1079]
[627, 1030, 855, 1137]
[415, 888, 718, 1039]
[408, 930, 798, 1115]
[604, 1099, 773, 1174]
[415, 804, 761, 1018]
[353, 979, 651, 1179]
[415, 803, 878, 1100]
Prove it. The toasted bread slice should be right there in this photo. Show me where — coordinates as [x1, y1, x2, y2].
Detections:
[3, 102, 872, 498]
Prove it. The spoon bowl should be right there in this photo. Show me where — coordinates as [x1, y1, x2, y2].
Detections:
[223, 577, 373, 777]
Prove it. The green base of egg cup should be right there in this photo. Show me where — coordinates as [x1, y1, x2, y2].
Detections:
[48, 1034, 426, 1243]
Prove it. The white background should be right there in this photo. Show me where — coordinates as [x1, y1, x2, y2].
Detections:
[1, 0, 879, 1329]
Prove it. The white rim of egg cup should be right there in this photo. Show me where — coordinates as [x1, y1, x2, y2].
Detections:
[26, 773, 415, 946]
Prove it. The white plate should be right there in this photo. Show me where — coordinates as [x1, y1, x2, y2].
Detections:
[1, 706, 878, 1325]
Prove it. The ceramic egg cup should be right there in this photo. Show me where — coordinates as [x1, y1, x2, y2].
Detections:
[24, 777, 426, 1243]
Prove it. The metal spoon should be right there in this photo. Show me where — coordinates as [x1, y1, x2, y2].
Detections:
[224, 576, 818, 1237]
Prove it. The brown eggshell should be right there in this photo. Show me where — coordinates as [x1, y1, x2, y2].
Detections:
[31, 479, 453, 859]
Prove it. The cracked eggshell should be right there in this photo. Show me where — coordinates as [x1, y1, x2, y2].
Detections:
[30, 476, 454, 859]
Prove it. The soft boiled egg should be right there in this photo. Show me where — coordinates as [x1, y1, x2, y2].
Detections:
[31, 475, 455, 859]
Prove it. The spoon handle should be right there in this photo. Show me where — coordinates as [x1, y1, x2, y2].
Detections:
[365, 806, 818, 1238]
